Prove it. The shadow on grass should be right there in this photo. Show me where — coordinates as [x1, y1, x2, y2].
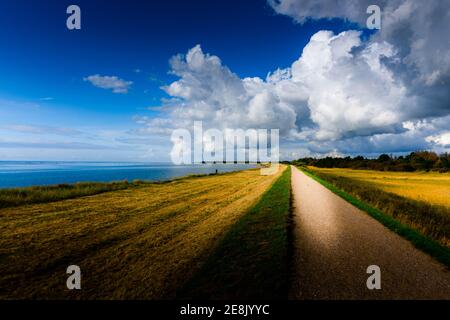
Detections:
[178, 166, 292, 299]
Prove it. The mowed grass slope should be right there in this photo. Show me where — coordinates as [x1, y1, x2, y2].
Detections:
[0, 167, 284, 299]
[179, 166, 291, 299]
[305, 167, 450, 249]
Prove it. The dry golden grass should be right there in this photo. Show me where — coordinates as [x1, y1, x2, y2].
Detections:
[312, 168, 450, 208]
[0, 167, 284, 299]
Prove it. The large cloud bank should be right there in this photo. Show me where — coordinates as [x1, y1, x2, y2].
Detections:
[140, 0, 450, 158]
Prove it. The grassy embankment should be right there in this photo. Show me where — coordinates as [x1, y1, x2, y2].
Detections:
[0, 181, 134, 209]
[0, 167, 285, 299]
[301, 166, 450, 268]
[178, 166, 291, 299]
[0, 172, 231, 209]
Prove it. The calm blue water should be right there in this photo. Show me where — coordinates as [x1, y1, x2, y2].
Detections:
[0, 162, 256, 189]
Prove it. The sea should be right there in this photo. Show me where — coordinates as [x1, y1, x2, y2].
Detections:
[0, 161, 256, 189]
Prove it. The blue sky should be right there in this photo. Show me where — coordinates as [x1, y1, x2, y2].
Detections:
[0, 0, 448, 161]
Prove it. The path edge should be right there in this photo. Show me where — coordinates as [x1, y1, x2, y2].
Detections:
[297, 166, 450, 270]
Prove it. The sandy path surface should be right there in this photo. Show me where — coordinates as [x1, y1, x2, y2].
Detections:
[290, 166, 450, 299]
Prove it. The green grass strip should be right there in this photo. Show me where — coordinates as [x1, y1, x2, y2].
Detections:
[178, 166, 292, 299]
[300, 166, 450, 269]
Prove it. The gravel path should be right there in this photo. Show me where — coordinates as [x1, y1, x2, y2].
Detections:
[290, 166, 450, 299]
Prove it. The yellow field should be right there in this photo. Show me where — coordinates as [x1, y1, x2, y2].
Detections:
[311, 168, 450, 207]
[0, 166, 284, 299]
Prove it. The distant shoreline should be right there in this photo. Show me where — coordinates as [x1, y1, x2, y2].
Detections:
[0, 162, 257, 189]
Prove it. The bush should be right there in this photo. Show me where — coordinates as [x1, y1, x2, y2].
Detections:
[291, 151, 450, 172]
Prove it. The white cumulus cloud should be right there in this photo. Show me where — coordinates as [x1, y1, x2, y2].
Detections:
[137, 0, 450, 158]
[145, 35, 408, 142]
[84, 74, 133, 94]
[427, 132, 450, 147]
[269, 0, 450, 119]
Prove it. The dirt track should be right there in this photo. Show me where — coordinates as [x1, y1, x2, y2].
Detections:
[290, 166, 450, 299]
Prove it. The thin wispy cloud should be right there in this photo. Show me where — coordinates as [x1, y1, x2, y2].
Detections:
[149, 74, 165, 85]
[84, 74, 133, 94]
[0, 140, 113, 150]
[3, 124, 82, 136]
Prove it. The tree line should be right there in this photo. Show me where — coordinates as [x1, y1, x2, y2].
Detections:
[289, 151, 450, 172]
